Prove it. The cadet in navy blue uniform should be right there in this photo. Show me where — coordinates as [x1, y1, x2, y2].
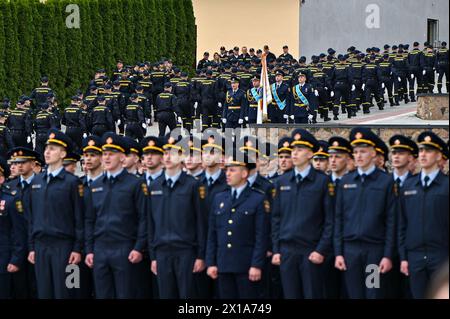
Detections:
[334, 128, 396, 299]
[0, 158, 27, 299]
[84, 133, 148, 299]
[147, 135, 207, 299]
[244, 76, 263, 125]
[27, 129, 84, 299]
[398, 132, 449, 299]
[206, 151, 269, 299]
[222, 77, 247, 129]
[269, 71, 290, 124]
[272, 129, 334, 299]
[6, 147, 40, 299]
[288, 73, 317, 124]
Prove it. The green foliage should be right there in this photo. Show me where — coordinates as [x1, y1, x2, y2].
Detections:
[0, 0, 197, 104]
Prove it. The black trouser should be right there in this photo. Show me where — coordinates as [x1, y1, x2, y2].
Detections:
[0, 273, 12, 299]
[35, 133, 48, 155]
[437, 65, 449, 93]
[11, 130, 31, 149]
[379, 77, 395, 105]
[333, 82, 349, 116]
[11, 262, 37, 299]
[92, 124, 109, 138]
[93, 242, 141, 299]
[349, 80, 363, 114]
[155, 248, 196, 299]
[218, 273, 260, 299]
[363, 79, 383, 111]
[394, 75, 408, 103]
[201, 102, 218, 130]
[316, 87, 330, 120]
[66, 127, 83, 151]
[125, 122, 144, 141]
[178, 103, 193, 132]
[268, 104, 286, 123]
[156, 111, 176, 137]
[342, 242, 388, 299]
[34, 238, 75, 299]
[279, 246, 324, 299]
[408, 69, 422, 99]
[422, 68, 435, 93]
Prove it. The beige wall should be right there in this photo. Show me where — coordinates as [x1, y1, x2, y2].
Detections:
[192, 0, 300, 62]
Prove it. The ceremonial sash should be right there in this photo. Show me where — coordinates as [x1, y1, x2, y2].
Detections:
[271, 84, 286, 110]
[250, 88, 262, 103]
[295, 85, 309, 106]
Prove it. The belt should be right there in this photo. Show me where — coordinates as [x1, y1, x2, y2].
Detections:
[249, 104, 258, 108]
[228, 106, 241, 110]
[294, 103, 307, 108]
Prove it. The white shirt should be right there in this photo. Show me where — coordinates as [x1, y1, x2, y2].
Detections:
[420, 169, 440, 187]
[294, 165, 312, 180]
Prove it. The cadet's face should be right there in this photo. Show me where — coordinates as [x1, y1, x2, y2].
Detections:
[231, 83, 239, 90]
[276, 75, 283, 82]
[408, 157, 418, 174]
[185, 154, 202, 170]
[253, 80, 260, 87]
[16, 161, 35, 176]
[353, 147, 376, 169]
[375, 154, 385, 169]
[9, 164, 18, 178]
[44, 145, 66, 165]
[142, 153, 163, 170]
[312, 158, 329, 172]
[64, 163, 77, 175]
[298, 76, 306, 84]
[83, 152, 102, 171]
[391, 150, 412, 169]
[291, 147, 313, 167]
[102, 151, 125, 172]
[226, 166, 248, 187]
[419, 148, 441, 169]
[163, 150, 184, 169]
[123, 154, 139, 169]
[329, 153, 348, 174]
[347, 157, 356, 172]
[284, 48, 289, 53]
[202, 150, 222, 167]
[278, 153, 293, 172]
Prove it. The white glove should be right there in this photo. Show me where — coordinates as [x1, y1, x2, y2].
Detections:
[314, 90, 319, 97]
[194, 102, 198, 109]
[308, 114, 314, 121]
[410, 74, 415, 79]
[146, 119, 150, 125]
[27, 136, 31, 144]
[351, 85, 356, 92]
[222, 118, 227, 124]
[398, 77, 402, 82]
[283, 114, 289, 119]
[362, 84, 365, 91]
[330, 91, 334, 97]
[177, 117, 183, 124]
[381, 83, 385, 89]
[289, 115, 295, 120]
[238, 119, 244, 125]
[141, 123, 146, 129]
[324, 87, 328, 91]
[244, 116, 248, 122]
[116, 119, 121, 126]
[423, 70, 426, 75]
[83, 133, 87, 139]
[218, 102, 222, 108]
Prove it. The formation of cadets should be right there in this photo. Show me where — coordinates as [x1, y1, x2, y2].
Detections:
[0, 124, 448, 299]
[1, 41, 449, 158]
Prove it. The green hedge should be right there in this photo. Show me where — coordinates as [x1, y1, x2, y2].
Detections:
[0, 0, 197, 105]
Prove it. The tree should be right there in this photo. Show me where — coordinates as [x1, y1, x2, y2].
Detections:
[143, 0, 157, 62]
[0, 0, 7, 98]
[3, 0, 21, 99]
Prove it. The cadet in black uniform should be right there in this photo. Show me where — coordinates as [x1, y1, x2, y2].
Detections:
[147, 135, 207, 299]
[0, 111, 14, 158]
[392, 47, 410, 104]
[27, 129, 84, 299]
[7, 100, 33, 149]
[222, 77, 247, 129]
[155, 83, 179, 137]
[199, 70, 219, 130]
[88, 96, 114, 137]
[62, 96, 87, 152]
[30, 76, 54, 111]
[124, 94, 146, 142]
[436, 42, 449, 93]
[84, 133, 148, 299]
[348, 54, 364, 116]
[334, 128, 396, 299]
[206, 150, 269, 299]
[407, 42, 423, 100]
[272, 129, 333, 299]
[362, 55, 384, 113]
[269, 71, 290, 124]
[173, 72, 194, 131]
[398, 132, 449, 299]
[330, 55, 350, 120]
[378, 54, 396, 107]
[0, 158, 27, 299]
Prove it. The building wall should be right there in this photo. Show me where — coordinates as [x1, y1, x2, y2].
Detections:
[299, 0, 449, 59]
[192, 0, 300, 62]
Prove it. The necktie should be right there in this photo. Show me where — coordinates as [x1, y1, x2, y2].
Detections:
[109, 176, 116, 185]
[87, 179, 92, 187]
[232, 190, 237, 203]
[22, 181, 28, 189]
[335, 178, 340, 188]
[47, 174, 53, 184]
[424, 176, 430, 189]
[208, 177, 214, 187]
[147, 176, 153, 186]
[395, 177, 402, 188]
[296, 174, 303, 186]
[167, 178, 173, 188]
[360, 174, 367, 184]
